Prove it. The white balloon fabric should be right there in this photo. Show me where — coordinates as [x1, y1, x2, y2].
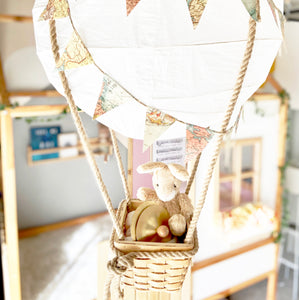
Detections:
[32, 0, 283, 140]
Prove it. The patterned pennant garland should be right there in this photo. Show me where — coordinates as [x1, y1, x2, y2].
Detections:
[241, 0, 259, 21]
[185, 124, 214, 162]
[39, 0, 69, 21]
[267, 0, 284, 30]
[56, 32, 94, 71]
[143, 108, 175, 152]
[93, 75, 133, 119]
[186, 0, 208, 29]
[126, 0, 141, 15]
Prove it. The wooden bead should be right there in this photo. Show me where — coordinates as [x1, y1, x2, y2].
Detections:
[157, 225, 169, 238]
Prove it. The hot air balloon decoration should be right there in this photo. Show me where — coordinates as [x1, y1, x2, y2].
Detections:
[32, 0, 283, 298]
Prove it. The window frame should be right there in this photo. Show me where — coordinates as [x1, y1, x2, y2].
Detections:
[215, 137, 262, 213]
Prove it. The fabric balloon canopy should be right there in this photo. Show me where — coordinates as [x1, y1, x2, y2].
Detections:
[33, 0, 283, 156]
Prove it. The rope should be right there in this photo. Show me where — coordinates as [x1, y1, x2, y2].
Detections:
[49, 19, 124, 239]
[185, 152, 202, 195]
[185, 16, 257, 243]
[48, 5, 258, 297]
[109, 129, 131, 201]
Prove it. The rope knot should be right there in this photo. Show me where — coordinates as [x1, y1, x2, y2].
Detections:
[107, 256, 128, 276]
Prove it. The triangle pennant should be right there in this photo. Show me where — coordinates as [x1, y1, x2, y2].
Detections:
[126, 0, 141, 16]
[241, 0, 260, 21]
[39, 0, 69, 21]
[56, 31, 94, 71]
[185, 124, 214, 162]
[93, 75, 133, 119]
[143, 108, 175, 152]
[267, 0, 284, 30]
[186, 0, 208, 29]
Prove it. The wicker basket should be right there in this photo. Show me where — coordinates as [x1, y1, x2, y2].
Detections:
[113, 199, 194, 293]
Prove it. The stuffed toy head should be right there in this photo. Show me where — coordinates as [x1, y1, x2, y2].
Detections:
[137, 162, 189, 201]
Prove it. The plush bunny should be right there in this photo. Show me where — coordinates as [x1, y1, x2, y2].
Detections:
[137, 162, 193, 237]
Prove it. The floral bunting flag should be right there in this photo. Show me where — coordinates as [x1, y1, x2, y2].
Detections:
[186, 0, 208, 29]
[126, 0, 141, 15]
[267, 0, 284, 30]
[143, 108, 175, 151]
[241, 0, 259, 21]
[93, 75, 133, 119]
[56, 32, 94, 71]
[185, 124, 214, 162]
[39, 0, 70, 21]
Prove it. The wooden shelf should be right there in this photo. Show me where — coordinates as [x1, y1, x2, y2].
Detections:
[27, 137, 113, 166]
[0, 14, 33, 23]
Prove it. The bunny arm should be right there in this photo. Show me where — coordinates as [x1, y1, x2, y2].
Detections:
[163, 197, 181, 216]
[177, 193, 194, 223]
[137, 187, 160, 202]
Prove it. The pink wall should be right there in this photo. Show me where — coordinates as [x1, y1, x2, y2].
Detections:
[132, 139, 153, 198]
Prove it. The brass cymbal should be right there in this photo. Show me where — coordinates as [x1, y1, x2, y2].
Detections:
[130, 201, 156, 240]
[136, 204, 170, 242]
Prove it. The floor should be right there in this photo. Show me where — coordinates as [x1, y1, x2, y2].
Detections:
[231, 268, 294, 300]
[19, 216, 296, 300]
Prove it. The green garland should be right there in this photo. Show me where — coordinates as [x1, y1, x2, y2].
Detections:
[276, 89, 291, 242]
[251, 90, 291, 242]
[24, 107, 68, 124]
[0, 104, 83, 124]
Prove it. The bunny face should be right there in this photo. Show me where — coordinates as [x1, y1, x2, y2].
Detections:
[152, 167, 182, 202]
[137, 162, 189, 202]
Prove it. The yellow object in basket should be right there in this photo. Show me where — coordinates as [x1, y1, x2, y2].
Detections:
[136, 204, 170, 242]
[130, 201, 156, 240]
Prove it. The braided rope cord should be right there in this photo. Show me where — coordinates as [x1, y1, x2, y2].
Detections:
[49, 19, 124, 239]
[48, 5, 258, 298]
[109, 129, 131, 201]
[185, 152, 202, 195]
[185, 16, 257, 243]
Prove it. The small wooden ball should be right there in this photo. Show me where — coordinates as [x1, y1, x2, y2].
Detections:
[157, 225, 169, 238]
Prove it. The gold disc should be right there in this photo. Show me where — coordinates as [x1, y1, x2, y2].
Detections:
[130, 201, 156, 240]
[136, 204, 170, 241]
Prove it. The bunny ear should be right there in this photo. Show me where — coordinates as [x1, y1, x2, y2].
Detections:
[168, 164, 189, 182]
[137, 162, 166, 174]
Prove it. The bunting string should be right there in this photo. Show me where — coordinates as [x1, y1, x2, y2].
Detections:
[39, 0, 280, 160]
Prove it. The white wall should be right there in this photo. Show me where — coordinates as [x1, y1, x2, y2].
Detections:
[13, 98, 128, 229]
[275, 22, 299, 111]
[275, 21, 299, 224]
[0, 0, 35, 61]
[192, 98, 281, 299]
[0, 0, 128, 228]
[194, 98, 280, 258]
